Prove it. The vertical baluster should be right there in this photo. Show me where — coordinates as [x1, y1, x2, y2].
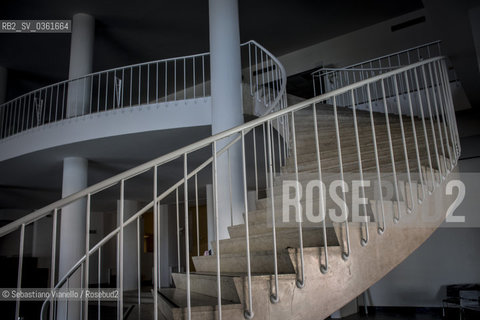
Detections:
[263, 123, 268, 195]
[153, 166, 159, 320]
[165, 61, 168, 102]
[113, 71, 116, 108]
[228, 149, 233, 226]
[351, 90, 370, 244]
[183, 59, 186, 102]
[434, 61, 455, 170]
[15, 223, 26, 320]
[241, 130, 254, 319]
[429, 62, 452, 172]
[253, 127, 259, 200]
[366, 85, 386, 233]
[156, 62, 159, 103]
[84, 194, 91, 320]
[212, 141, 223, 319]
[428, 63, 447, 180]
[97, 74, 101, 113]
[174, 60, 177, 101]
[176, 188, 180, 272]
[421, 65, 442, 185]
[98, 247, 101, 320]
[393, 76, 415, 214]
[137, 217, 141, 305]
[255, 47, 259, 101]
[195, 174, 200, 256]
[333, 96, 351, 258]
[380, 80, 401, 222]
[105, 72, 109, 111]
[404, 71, 426, 204]
[153, 166, 160, 320]
[184, 154, 191, 320]
[147, 64, 150, 105]
[50, 209, 58, 320]
[312, 103, 328, 272]
[249, 43, 253, 96]
[118, 181, 124, 320]
[130, 67, 133, 106]
[138, 66, 142, 106]
[440, 60, 460, 162]
[202, 56, 206, 98]
[266, 120, 280, 303]
[121, 69, 125, 108]
[290, 111, 305, 287]
[193, 58, 196, 99]
[413, 68, 435, 193]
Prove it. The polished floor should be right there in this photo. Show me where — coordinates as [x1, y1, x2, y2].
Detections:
[338, 308, 478, 320]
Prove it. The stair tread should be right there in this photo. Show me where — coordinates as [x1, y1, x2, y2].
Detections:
[158, 288, 241, 308]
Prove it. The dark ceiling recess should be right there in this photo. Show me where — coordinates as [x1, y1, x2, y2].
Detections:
[286, 67, 320, 99]
[391, 16, 426, 32]
[0, 0, 424, 100]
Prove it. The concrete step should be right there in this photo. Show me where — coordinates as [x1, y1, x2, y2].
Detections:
[156, 288, 243, 320]
[285, 147, 433, 174]
[171, 273, 240, 303]
[192, 249, 295, 274]
[213, 226, 339, 254]
[290, 135, 446, 166]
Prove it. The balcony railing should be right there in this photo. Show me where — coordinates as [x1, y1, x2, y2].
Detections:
[0, 40, 286, 140]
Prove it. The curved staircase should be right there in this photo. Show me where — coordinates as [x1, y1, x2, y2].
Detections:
[0, 45, 460, 320]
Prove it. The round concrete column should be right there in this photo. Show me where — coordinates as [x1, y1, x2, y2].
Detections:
[67, 13, 95, 117]
[208, 0, 245, 240]
[208, 0, 243, 134]
[58, 157, 88, 320]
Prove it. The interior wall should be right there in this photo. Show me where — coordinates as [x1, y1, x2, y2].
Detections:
[278, 9, 436, 77]
[362, 136, 480, 307]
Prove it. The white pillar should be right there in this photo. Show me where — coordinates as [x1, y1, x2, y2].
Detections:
[58, 157, 88, 320]
[117, 200, 140, 291]
[208, 0, 243, 134]
[208, 0, 245, 240]
[67, 13, 95, 117]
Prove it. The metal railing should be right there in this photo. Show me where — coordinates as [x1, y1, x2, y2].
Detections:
[312, 40, 444, 97]
[0, 56, 459, 320]
[0, 40, 286, 140]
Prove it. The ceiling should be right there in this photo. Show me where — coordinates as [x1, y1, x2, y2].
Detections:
[0, 0, 424, 99]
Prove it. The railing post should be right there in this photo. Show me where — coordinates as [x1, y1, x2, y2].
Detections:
[184, 153, 191, 320]
[15, 223, 25, 320]
[366, 85, 386, 234]
[333, 96, 351, 259]
[241, 130, 254, 319]
[380, 79, 401, 223]
[312, 103, 329, 272]
[212, 140, 223, 319]
[267, 120, 280, 303]
[153, 166, 159, 320]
